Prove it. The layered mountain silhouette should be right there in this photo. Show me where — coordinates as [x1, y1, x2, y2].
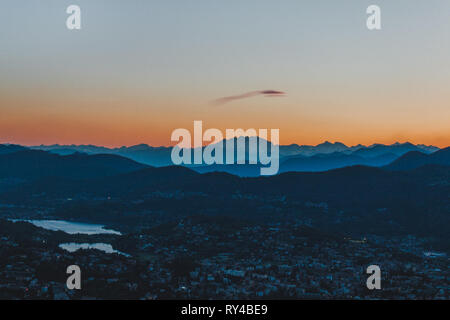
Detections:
[0, 145, 447, 202]
[0, 144, 27, 155]
[0, 144, 448, 239]
[279, 141, 351, 157]
[384, 147, 450, 171]
[0, 149, 148, 180]
[29, 140, 440, 176]
[32, 143, 173, 167]
[2, 153, 448, 204]
[279, 152, 398, 173]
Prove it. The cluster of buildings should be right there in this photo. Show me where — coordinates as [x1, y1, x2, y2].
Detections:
[0, 218, 448, 299]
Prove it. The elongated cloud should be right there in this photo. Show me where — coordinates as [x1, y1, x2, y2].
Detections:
[213, 90, 285, 105]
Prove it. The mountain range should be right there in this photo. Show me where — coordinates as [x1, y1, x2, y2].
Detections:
[0, 149, 147, 181]
[384, 147, 450, 171]
[26, 141, 440, 176]
[0, 144, 448, 240]
[0, 144, 27, 155]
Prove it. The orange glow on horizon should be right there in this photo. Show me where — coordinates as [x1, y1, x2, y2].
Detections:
[1, 89, 449, 149]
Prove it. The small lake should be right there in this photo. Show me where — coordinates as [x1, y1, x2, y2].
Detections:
[11, 219, 121, 235]
[59, 243, 130, 257]
[423, 251, 447, 258]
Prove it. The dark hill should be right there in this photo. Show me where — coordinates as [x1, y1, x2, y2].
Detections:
[0, 150, 148, 180]
[385, 147, 450, 171]
[280, 152, 398, 173]
[0, 144, 27, 155]
[1, 161, 449, 238]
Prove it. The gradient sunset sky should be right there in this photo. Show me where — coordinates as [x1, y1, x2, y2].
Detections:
[1, 0, 450, 148]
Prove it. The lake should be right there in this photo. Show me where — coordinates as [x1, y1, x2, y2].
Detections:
[423, 251, 447, 258]
[10, 219, 121, 235]
[59, 243, 130, 257]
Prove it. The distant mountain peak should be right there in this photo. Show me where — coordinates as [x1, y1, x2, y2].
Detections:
[316, 141, 348, 147]
[120, 144, 152, 151]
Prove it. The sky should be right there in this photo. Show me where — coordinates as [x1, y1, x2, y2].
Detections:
[1, 0, 450, 148]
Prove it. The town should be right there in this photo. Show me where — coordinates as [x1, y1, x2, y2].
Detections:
[0, 216, 447, 300]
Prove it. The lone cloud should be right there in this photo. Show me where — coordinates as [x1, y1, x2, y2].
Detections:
[212, 90, 285, 105]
